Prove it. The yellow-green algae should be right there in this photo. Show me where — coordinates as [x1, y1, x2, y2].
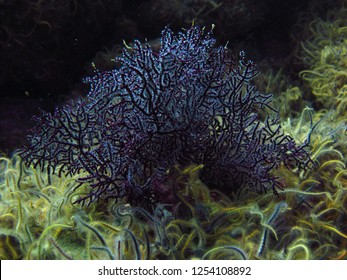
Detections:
[298, 1, 347, 113]
[1, 144, 346, 259]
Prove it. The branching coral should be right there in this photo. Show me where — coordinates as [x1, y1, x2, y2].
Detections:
[19, 25, 312, 209]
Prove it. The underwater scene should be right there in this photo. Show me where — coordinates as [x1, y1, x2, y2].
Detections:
[0, 0, 347, 260]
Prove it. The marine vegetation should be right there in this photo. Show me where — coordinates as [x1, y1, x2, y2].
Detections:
[0, 156, 346, 260]
[19, 25, 312, 209]
[298, 2, 347, 111]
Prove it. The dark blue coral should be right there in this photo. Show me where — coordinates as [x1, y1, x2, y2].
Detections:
[20, 25, 312, 207]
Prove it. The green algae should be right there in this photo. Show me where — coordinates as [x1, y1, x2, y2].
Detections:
[1, 150, 346, 259]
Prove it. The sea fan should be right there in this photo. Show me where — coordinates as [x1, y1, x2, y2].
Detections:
[19, 25, 312, 207]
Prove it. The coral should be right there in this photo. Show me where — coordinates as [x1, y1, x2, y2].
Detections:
[19, 25, 312, 208]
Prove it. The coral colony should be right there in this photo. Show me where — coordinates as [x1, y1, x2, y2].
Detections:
[19, 25, 312, 208]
